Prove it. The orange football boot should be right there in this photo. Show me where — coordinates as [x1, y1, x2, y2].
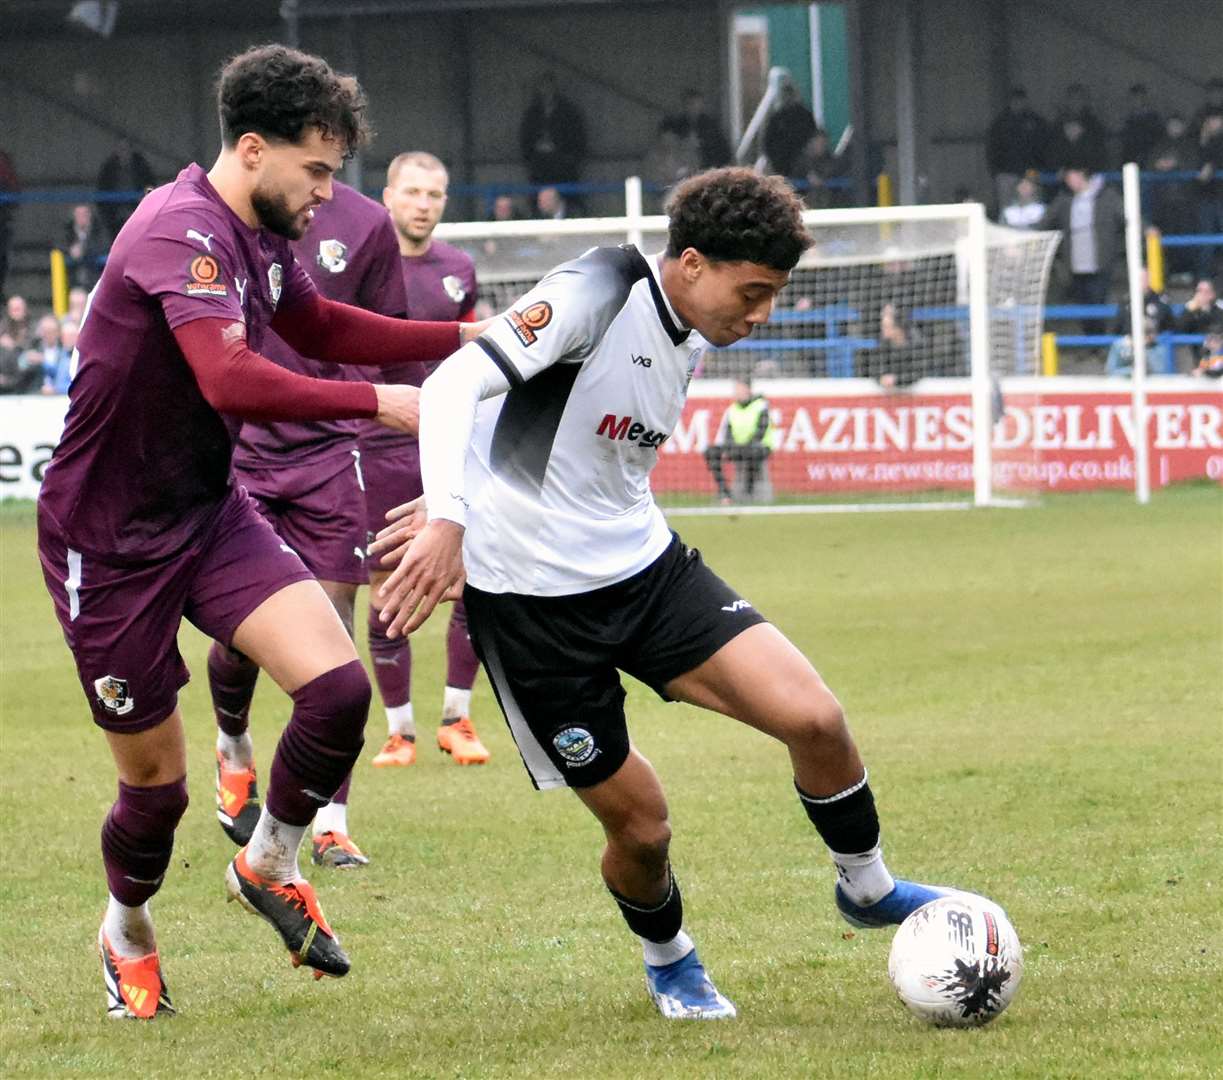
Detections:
[371, 733, 417, 768]
[98, 928, 174, 1019]
[436, 717, 490, 765]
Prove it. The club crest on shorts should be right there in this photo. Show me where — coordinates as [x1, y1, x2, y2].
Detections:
[553, 726, 598, 766]
[267, 262, 283, 306]
[317, 239, 348, 273]
[442, 274, 467, 304]
[94, 675, 134, 716]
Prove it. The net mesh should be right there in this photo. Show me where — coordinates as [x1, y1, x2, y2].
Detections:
[437, 211, 1060, 507]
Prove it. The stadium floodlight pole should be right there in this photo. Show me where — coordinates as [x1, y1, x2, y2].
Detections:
[967, 200, 992, 507]
[624, 175, 644, 251]
[1122, 161, 1151, 505]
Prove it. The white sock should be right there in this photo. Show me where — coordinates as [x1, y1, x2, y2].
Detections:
[831, 845, 896, 906]
[216, 731, 254, 769]
[386, 702, 415, 739]
[103, 895, 156, 958]
[312, 800, 348, 838]
[245, 806, 306, 883]
[641, 928, 694, 968]
[442, 686, 471, 722]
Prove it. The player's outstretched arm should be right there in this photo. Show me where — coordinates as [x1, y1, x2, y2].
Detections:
[174, 317, 380, 422]
[271, 292, 491, 370]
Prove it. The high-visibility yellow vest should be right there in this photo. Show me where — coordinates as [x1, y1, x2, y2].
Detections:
[727, 397, 776, 448]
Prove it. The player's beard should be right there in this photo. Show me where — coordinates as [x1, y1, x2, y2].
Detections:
[251, 185, 310, 240]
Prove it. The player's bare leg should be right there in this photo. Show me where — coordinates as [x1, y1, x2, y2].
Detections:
[222, 579, 370, 977]
[666, 623, 951, 927]
[575, 750, 735, 1020]
[98, 711, 188, 1018]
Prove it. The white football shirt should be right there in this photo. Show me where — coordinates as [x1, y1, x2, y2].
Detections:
[419, 246, 706, 596]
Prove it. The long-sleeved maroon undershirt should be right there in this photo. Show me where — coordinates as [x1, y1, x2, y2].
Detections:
[171, 293, 463, 423]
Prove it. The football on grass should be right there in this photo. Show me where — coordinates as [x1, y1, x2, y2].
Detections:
[887, 894, 1023, 1027]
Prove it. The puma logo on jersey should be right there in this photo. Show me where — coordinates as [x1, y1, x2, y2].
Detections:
[721, 600, 753, 613]
[596, 413, 669, 449]
[187, 229, 214, 251]
[631, 353, 653, 368]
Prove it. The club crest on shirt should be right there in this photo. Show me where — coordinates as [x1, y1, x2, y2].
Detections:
[506, 300, 552, 347]
[185, 254, 227, 297]
[94, 675, 134, 716]
[268, 262, 283, 306]
[317, 239, 348, 274]
[442, 274, 467, 304]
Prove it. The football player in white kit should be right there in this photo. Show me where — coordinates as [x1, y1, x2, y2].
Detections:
[374, 168, 956, 1020]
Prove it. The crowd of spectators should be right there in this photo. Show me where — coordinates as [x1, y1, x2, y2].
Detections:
[0, 290, 83, 395]
[2, 75, 1222, 393]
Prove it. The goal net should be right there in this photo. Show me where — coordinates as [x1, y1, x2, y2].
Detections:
[436, 201, 1060, 509]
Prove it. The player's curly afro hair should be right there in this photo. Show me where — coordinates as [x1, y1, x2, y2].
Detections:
[665, 167, 811, 272]
[217, 44, 370, 158]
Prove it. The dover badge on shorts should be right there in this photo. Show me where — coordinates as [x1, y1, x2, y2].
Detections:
[94, 675, 134, 716]
[317, 239, 348, 273]
[553, 726, 598, 767]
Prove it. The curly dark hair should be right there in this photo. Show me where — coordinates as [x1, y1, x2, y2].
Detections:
[665, 167, 811, 271]
[217, 45, 370, 158]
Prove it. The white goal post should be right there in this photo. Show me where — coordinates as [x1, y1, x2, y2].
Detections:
[436, 190, 1060, 509]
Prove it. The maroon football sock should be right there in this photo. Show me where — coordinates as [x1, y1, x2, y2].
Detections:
[445, 600, 481, 691]
[368, 602, 412, 709]
[101, 778, 189, 906]
[266, 660, 370, 826]
[208, 641, 259, 738]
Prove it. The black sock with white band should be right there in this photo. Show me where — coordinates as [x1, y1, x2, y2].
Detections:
[796, 772, 896, 906]
[608, 868, 694, 966]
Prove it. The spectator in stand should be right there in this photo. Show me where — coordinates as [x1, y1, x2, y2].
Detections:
[489, 193, 523, 222]
[46, 318, 79, 393]
[1194, 110, 1223, 281]
[1175, 278, 1223, 336]
[1119, 84, 1164, 168]
[1191, 77, 1223, 144]
[64, 203, 108, 289]
[642, 118, 701, 212]
[518, 73, 587, 189]
[66, 285, 89, 325]
[1001, 173, 1046, 229]
[534, 185, 569, 220]
[1048, 84, 1107, 174]
[0, 150, 17, 298]
[1040, 165, 1124, 323]
[1, 294, 31, 353]
[3, 309, 50, 394]
[763, 79, 818, 179]
[665, 89, 732, 170]
[25, 313, 70, 394]
[1113, 268, 1174, 336]
[986, 87, 1049, 213]
[1177, 277, 1223, 375]
[704, 378, 776, 505]
[1148, 115, 1200, 279]
[95, 138, 156, 240]
[1105, 315, 1160, 378]
[794, 129, 848, 210]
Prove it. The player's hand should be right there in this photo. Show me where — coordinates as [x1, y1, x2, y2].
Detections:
[368, 496, 429, 565]
[377, 519, 466, 638]
[459, 317, 496, 345]
[373, 384, 420, 434]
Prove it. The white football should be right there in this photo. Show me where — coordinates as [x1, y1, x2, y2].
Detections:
[887, 894, 1023, 1027]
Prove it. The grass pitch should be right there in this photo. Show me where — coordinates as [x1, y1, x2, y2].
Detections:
[1, 489, 1220, 1079]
